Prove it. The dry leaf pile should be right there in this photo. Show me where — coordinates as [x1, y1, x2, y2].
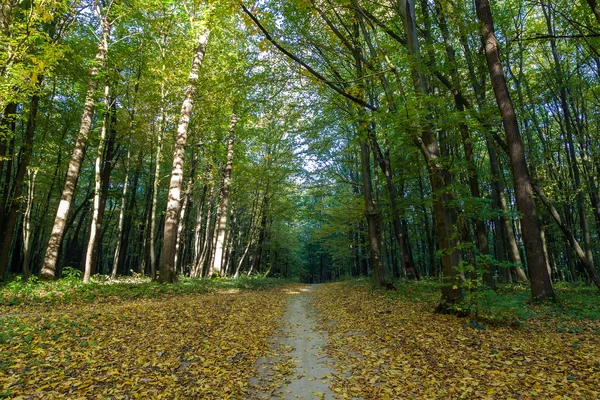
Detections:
[312, 282, 600, 400]
[0, 288, 289, 399]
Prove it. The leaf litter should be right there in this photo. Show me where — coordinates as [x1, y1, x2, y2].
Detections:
[0, 286, 292, 399]
[311, 282, 600, 400]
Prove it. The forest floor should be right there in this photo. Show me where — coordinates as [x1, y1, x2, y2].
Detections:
[1, 278, 600, 399]
[0, 278, 295, 399]
[310, 281, 600, 399]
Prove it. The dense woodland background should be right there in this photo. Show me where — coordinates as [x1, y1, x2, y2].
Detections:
[2, 0, 600, 308]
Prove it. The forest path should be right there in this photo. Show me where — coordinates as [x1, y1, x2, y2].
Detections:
[251, 285, 348, 400]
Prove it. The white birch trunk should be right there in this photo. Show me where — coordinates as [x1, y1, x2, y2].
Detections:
[158, 29, 210, 283]
[40, 8, 110, 280]
[211, 111, 238, 276]
[22, 169, 37, 280]
[83, 81, 110, 284]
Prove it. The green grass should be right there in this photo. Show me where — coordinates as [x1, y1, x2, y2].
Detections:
[351, 277, 600, 325]
[0, 273, 296, 306]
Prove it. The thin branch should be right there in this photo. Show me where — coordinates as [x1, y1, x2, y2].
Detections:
[241, 4, 377, 111]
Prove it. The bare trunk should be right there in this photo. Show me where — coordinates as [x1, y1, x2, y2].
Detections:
[533, 182, 600, 290]
[21, 169, 37, 280]
[475, 0, 554, 300]
[191, 182, 208, 277]
[211, 111, 238, 276]
[197, 187, 217, 277]
[158, 30, 209, 283]
[40, 12, 109, 280]
[0, 81, 41, 278]
[83, 81, 110, 284]
[174, 175, 192, 272]
[358, 133, 386, 288]
[111, 143, 131, 279]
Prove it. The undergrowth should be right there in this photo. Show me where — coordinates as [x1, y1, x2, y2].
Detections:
[366, 278, 600, 326]
[0, 273, 295, 306]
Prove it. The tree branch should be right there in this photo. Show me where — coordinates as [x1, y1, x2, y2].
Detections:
[241, 4, 377, 111]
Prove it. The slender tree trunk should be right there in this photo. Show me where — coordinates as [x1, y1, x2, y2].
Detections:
[112, 143, 131, 279]
[350, 17, 387, 288]
[40, 12, 110, 280]
[149, 109, 164, 280]
[0, 80, 41, 279]
[191, 182, 208, 277]
[21, 169, 37, 280]
[533, 182, 600, 290]
[435, 1, 494, 288]
[0, 103, 18, 234]
[475, 0, 554, 300]
[197, 187, 217, 276]
[83, 81, 110, 284]
[192, 183, 208, 277]
[542, 3, 595, 268]
[0, 134, 16, 232]
[253, 191, 269, 275]
[174, 175, 192, 272]
[358, 133, 386, 288]
[158, 30, 210, 283]
[211, 111, 238, 276]
[489, 144, 529, 282]
[398, 0, 462, 305]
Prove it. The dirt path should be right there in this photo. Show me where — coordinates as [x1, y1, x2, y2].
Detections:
[251, 286, 343, 399]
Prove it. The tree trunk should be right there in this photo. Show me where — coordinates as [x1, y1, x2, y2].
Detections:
[586, 0, 600, 24]
[0, 80, 41, 279]
[174, 175, 192, 273]
[434, 1, 495, 288]
[475, 0, 554, 300]
[83, 81, 110, 284]
[398, 0, 462, 305]
[191, 181, 208, 277]
[211, 110, 238, 276]
[112, 143, 132, 279]
[533, 182, 600, 290]
[158, 30, 210, 283]
[0, 103, 18, 234]
[40, 12, 110, 280]
[351, 17, 387, 289]
[21, 169, 37, 280]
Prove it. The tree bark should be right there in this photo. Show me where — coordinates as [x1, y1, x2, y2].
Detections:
[435, 0, 494, 288]
[586, 0, 600, 24]
[533, 181, 600, 290]
[474, 0, 554, 300]
[0, 80, 41, 279]
[111, 142, 132, 279]
[83, 81, 110, 284]
[211, 110, 238, 276]
[21, 169, 37, 280]
[40, 11, 110, 280]
[158, 30, 210, 283]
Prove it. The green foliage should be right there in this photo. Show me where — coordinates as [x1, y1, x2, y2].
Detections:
[61, 266, 82, 281]
[456, 289, 535, 324]
[0, 275, 293, 306]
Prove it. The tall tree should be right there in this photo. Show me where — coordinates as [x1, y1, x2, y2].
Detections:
[474, 0, 554, 300]
[40, 3, 111, 280]
[158, 28, 210, 283]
